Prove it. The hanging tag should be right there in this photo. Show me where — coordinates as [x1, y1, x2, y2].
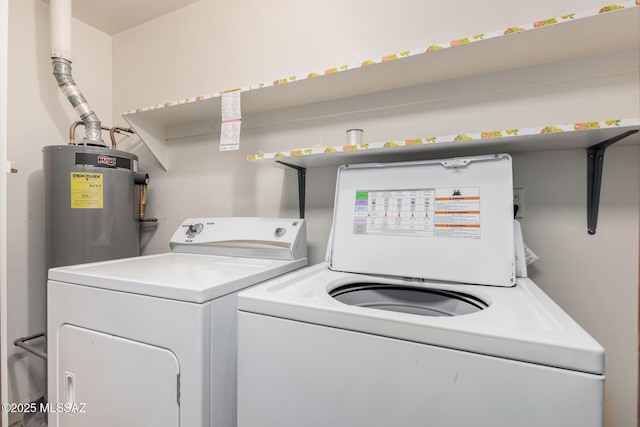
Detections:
[220, 91, 242, 151]
[524, 244, 540, 265]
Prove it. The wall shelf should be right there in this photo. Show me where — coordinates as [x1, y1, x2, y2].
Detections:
[248, 119, 640, 169]
[122, 3, 640, 170]
[251, 119, 640, 229]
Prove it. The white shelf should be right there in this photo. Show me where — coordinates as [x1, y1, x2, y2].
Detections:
[122, 3, 640, 170]
[248, 119, 639, 226]
[248, 119, 640, 169]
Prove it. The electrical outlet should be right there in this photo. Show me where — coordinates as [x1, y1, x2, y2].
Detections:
[513, 188, 524, 218]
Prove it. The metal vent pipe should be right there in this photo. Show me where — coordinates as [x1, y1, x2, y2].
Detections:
[50, 0, 104, 146]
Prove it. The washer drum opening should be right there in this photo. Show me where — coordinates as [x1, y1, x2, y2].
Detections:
[330, 284, 488, 317]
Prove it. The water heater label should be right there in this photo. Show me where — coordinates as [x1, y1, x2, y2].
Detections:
[70, 172, 103, 209]
[75, 152, 132, 170]
[353, 187, 480, 238]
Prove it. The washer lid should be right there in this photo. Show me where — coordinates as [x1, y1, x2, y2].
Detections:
[329, 154, 515, 287]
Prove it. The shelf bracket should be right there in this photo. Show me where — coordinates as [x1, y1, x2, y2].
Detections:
[586, 129, 638, 235]
[276, 161, 306, 219]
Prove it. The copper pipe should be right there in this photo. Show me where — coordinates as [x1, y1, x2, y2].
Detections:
[68, 120, 84, 144]
[138, 185, 158, 223]
[68, 122, 133, 148]
[138, 185, 146, 220]
[109, 126, 134, 150]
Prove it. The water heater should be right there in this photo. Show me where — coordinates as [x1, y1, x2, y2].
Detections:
[43, 144, 140, 268]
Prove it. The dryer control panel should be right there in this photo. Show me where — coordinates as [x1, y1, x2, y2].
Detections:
[169, 217, 307, 261]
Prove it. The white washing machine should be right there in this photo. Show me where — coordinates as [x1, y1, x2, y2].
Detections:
[47, 217, 307, 427]
[237, 155, 605, 427]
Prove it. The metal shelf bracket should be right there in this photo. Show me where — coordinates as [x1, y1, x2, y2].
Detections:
[586, 129, 638, 235]
[276, 161, 306, 219]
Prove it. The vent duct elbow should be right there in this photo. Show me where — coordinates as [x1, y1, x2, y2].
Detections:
[50, 0, 104, 146]
[53, 58, 103, 145]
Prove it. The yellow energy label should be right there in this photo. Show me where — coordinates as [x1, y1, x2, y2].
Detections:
[70, 172, 103, 209]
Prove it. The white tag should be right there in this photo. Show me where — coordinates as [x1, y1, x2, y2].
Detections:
[220, 91, 241, 151]
[524, 244, 540, 265]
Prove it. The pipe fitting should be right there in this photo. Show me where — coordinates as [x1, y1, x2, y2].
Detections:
[109, 126, 134, 150]
[69, 122, 134, 147]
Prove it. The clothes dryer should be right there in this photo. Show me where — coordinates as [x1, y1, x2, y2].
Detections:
[47, 217, 307, 427]
[237, 155, 604, 427]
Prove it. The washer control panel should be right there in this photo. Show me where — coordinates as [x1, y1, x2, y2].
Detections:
[169, 217, 307, 260]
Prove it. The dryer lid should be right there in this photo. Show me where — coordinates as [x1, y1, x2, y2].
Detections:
[328, 154, 515, 287]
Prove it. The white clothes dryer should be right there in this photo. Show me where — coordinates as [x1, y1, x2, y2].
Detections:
[47, 217, 307, 427]
[237, 155, 604, 427]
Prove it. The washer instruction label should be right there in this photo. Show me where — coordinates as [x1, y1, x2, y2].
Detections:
[353, 187, 480, 238]
[434, 187, 480, 237]
[70, 172, 103, 209]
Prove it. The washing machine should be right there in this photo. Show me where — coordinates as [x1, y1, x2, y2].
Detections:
[47, 217, 307, 427]
[237, 155, 605, 427]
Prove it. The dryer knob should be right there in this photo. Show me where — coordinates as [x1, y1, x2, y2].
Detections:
[186, 223, 204, 238]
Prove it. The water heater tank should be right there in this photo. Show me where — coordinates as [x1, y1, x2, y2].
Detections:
[43, 145, 140, 268]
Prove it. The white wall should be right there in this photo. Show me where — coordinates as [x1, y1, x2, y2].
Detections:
[112, 2, 638, 427]
[513, 146, 639, 424]
[1, 0, 9, 425]
[112, 0, 623, 111]
[5, 0, 113, 404]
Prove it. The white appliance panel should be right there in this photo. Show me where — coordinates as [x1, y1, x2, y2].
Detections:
[235, 163, 603, 427]
[330, 155, 515, 286]
[238, 312, 604, 427]
[237, 263, 604, 375]
[170, 217, 306, 260]
[56, 325, 179, 427]
[48, 253, 305, 303]
[48, 217, 308, 427]
[210, 294, 240, 426]
[48, 281, 210, 427]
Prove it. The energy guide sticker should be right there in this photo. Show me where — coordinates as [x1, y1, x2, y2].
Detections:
[353, 187, 480, 238]
[70, 172, 103, 209]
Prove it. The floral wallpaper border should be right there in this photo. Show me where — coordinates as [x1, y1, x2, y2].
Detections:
[123, 1, 639, 116]
[246, 119, 640, 161]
